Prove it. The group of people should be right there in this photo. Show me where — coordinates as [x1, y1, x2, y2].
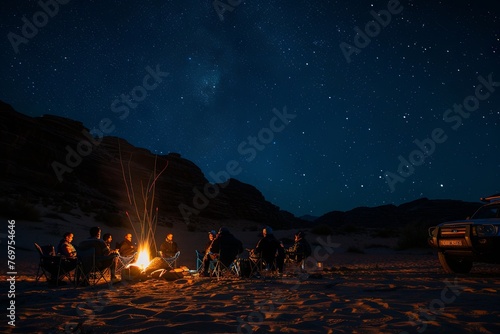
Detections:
[52, 225, 310, 283]
[54, 226, 184, 280]
[58, 229, 137, 258]
[55, 227, 138, 285]
[251, 227, 312, 274]
[198, 226, 311, 277]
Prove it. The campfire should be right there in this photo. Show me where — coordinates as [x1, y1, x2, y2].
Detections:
[125, 245, 169, 279]
[129, 246, 152, 271]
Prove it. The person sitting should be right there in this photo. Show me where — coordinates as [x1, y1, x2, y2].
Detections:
[287, 231, 312, 263]
[78, 226, 119, 283]
[118, 233, 136, 257]
[57, 232, 77, 259]
[159, 233, 179, 258]
[102, 233, 115, 252]
[204, 230, 217, 253]
[54, 232, 78, 283]
[199, 230, 216, 256]
[200, 227, 243, 277]
[197, 230, 217, 270]
[252, 226, 284, 273]
[143, 233, 180, 274]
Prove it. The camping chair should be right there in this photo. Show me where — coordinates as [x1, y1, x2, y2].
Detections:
[248, 252, 263, 278]
[210, 253, 240, 280]
[34, 243, 76, 286]
[248, 249, 282, 279]
[197, 251, 217, 275]
[248, 248, 275, 278]
[283, 250, 307, 276]
[76, 248, 114, 286]
[160, 251, 180, 270]
[116, 252, 137, 280]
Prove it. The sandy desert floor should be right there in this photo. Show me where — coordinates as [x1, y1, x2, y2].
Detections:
[1, 247, 500, 334]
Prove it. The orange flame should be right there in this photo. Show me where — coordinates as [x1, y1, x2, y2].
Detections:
[130, 246, 152, 270]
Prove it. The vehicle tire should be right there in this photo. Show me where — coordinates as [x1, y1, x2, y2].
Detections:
[437, 251, 473, 274]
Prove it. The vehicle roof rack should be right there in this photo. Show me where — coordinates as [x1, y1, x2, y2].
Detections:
[480, 194, 500, 203]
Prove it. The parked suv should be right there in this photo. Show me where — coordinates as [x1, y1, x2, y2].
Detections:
[428, 195, 500, 273]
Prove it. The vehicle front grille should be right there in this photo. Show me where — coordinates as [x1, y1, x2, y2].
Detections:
[440, 225, 467, 237]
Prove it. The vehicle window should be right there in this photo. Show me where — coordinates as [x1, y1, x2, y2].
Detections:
[472, 206, 499, 219]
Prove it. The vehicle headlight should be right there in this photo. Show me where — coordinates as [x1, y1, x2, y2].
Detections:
[475, 225, 498, 237]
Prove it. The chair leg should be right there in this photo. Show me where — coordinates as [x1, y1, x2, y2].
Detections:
[231, 261, 240, 277]
[212, 260, 239, 280]
[211, 260, 221, 279]
[35, 262, 53, 284]
[75, 264, 86, 287]
[35, 264, 44, 283]
[249, 258, 263, 278]
[55, 265, 73, 287]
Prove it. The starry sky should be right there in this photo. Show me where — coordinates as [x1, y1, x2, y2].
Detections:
[1, 0, 499, 217]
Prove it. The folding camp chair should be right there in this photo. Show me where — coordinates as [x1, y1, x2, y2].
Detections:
[34, 243, 77, 286]
[160, 251, 180, 270]
[210, 253, 240, 280]
[76, 248, 115, 286]
[197, 251, 217, 275]
[248, 254, 264, 278]
[246, 246, 271, 278]
[248, 250, 281, 278]
[116, 252, 137, 280]
[283, 250, 307, 276]
[34, 243, 56, 283]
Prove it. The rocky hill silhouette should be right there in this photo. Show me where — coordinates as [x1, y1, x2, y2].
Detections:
[0, 100, 485, 232]
[313, 198, 483, 232]
[0, 100, 302, 229]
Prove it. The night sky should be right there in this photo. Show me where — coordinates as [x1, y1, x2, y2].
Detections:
[1, 0, 499, 217]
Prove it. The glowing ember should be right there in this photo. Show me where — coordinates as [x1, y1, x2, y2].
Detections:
[130, 247, 151, 270]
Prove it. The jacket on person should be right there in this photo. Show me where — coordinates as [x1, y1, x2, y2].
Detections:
[160, 240, 178, 258]
[209, 230, 243, 266]
[255, 233, 282, 264]
[57, 240, 77, 258]
[289, 238, 312, 262]
[78, 237, 116, 272]
[78, 238, 112, 257]
[118, 239, 136, 257]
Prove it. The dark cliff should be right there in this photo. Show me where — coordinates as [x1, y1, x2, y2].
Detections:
[314, 197, 483, 229]
[0, 101, 303, 229]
